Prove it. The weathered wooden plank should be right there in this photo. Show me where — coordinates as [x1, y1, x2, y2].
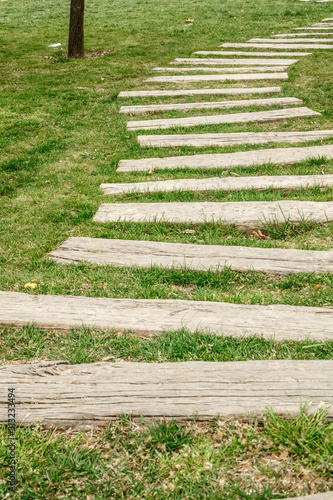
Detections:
[126, 107, 320, 131]
[117, 144, 333, 172]
[283, 494, 333, 500]
[50, 237, 333, 275]
[100, 174, 333, 195]
[1, 291, 333, 340]
[152, 66, 289, 73]
[120, 97, 303, 115]
[194, 50, 311, 56]
[293, 27, 333, 30]
[93, 201, 333, 230]
[172, 57, 298, 65]
[138, 130, 333, 147]
[272, 33, 333, 37]
[220, 43, 333, 49]
[146, 72, 289, 83]
[249, 38, 333, 43]
[312, 23, 333, 26]
[117, 87, 281, 98]
[1, 359, 333, 428]
[322, 18, 333, 21]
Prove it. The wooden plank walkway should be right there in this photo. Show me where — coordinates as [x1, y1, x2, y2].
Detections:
[152, 66, 289, 73]
[100, 174, 333, 195]
[312, 23, 333, 27]
[273, 33, 333, 37]
[118, 87, 281, 98]
[293, 27, 333, 30]
[1, 291, 333, 339]
[121, 97, 303, 115]
[283, 493, 333, 500]
[220, 43, 333, 49]
[127, 107, 319, 131]
[250, 37, 333, 43]
[172, 57, 298, 65]
[146, 72, 289, 83]
[50, 237, 333, 275]
[117, 145, 333, 172]
[194, 50, 311, 56]
[138, 130, 333, 147]
[1, 359, 333, 428]
[93, 200, 333, 230]
[117, 144, 333, 172]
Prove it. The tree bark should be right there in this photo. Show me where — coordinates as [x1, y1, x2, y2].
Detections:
[68, 0, 85, 58]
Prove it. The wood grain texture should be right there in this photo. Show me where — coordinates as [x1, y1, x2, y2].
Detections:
[1, 291, 333, 340]
[117, 87, 281, 98]
[220, 43, 333, 49]
[172, 57, 298, 65]
[93, 201, 333, 230]
[138, 130, 333, 147]
[100, 174, 333, 195]
[126, 107, 319, 131]
[293, 27, 333, 30]
[50, 237, 333, 275]
[120, 97, 303, 115]
[117, 144, 333, 172]
[194, 50, 311, 56]
[272, 33, 333, 36]
[146, 72, 289, 83]
[152, 66, 289, 73]
[1, 359, 333, 428]
[250, 38, 333, 43]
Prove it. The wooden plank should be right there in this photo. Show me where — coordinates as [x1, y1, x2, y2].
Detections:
[117, 144, 333, 172]
[322, 18, 333, 21]
[120, 97, 303, 115]
[172, 57, 298, 65]
[50, 236, 333, 275]
[1, 291, 333, 340]
[250, 38, 333, 43]
[138, 130, 333, 147]
[194, 50, 311, 56]
[100, 174, 333, 195]
[93, 201, 333, 230]
[293, 27, 333, 30]
[220, 43, 333, 49]
[117, 87, 282, 98]
[283, 494, 333, 500]
[1, 359, 333, 428]
[272, 33, 333, 37]
[146, 72, 289, 83]
[312, 23, 333, 26]
[126, 107, 320, 131]
[152, 66, 289, 73]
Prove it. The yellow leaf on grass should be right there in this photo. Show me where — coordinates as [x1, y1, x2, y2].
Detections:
[24, 283, 37, 290]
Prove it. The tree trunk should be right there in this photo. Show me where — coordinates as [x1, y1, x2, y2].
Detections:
[68, 0, 85, 58]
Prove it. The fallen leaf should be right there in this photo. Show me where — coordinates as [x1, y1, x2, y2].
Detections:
[24, 283, 37, 290]
[251, 230, 266, 240]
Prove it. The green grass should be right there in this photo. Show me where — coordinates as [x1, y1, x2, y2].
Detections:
[1, 326, 333, 365]
[2, 0, 333, 496]
[1, 408, 333, 499]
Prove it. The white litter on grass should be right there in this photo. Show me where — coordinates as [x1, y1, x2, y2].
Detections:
[49, 43, 62, 48]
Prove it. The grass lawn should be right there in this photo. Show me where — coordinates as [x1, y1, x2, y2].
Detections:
[1, 0, 333, 497]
